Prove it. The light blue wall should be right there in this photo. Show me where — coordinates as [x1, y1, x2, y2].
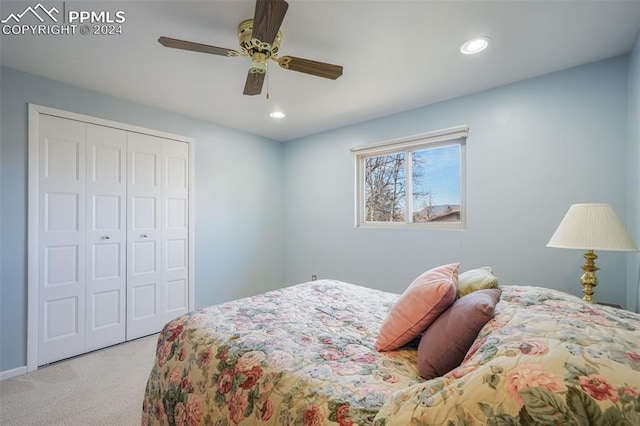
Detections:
[283, 56, 631, 308]
[1, 52, 635, 374]
[629, 32, 640, 313]
[0, 66, 284, 372]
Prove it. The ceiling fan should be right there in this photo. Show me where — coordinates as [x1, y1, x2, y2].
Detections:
[158, 0, 343, 96]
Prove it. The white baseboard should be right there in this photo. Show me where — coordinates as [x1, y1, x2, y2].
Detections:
[0, 366, 27, 380]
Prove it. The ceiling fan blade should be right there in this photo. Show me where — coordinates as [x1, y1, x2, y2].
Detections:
[252, 0, 289, 44]
[158, 36, 239, 57]
[243, 72, 266, 96]
[277, 56, 343, 80]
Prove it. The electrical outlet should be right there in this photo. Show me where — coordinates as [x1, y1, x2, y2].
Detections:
[311, 275, 317, 281]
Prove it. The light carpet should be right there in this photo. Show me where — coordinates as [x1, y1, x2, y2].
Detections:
[0, 334, 158, 425]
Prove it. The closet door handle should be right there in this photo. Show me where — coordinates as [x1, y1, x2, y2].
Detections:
[141, 234, 148, 238]
[103, 235, 110, 240]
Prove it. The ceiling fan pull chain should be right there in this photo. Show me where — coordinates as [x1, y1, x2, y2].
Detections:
[266, 62, 270, 100]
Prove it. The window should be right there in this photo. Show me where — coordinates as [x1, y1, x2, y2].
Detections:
[353, 126, 467, 229]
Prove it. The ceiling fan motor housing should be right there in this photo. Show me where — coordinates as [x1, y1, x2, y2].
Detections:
[238, 19, 282, 74]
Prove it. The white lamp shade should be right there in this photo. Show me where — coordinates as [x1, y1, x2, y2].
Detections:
[547, 203, 638, 251]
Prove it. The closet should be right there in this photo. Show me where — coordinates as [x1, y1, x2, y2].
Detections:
[29, 107, 193, 367]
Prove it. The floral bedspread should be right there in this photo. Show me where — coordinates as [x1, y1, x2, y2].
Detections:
[141, 280, 421, 425]
[142, 282, 640, 425]
[373, 285, 640, 425]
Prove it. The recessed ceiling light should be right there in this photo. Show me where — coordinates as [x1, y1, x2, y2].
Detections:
[460, 36, 490, 55]
[269, 111, 285, 119]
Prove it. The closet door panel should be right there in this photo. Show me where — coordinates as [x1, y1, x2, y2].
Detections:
[162, 140, 189, 323]
[127, 132, 163, 339]
[85, 124, 127, 351]
[38, 115, 87, 365]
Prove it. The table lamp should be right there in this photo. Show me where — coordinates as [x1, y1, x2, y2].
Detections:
[547, 203, 638, 303]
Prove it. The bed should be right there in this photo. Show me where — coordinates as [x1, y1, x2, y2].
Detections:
[141, 275, 640, 425]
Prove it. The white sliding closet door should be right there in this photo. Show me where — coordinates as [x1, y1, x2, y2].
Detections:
[126, 132, 163, 339]
[85, 124, 127, 351]
[37, 115, 87, 365]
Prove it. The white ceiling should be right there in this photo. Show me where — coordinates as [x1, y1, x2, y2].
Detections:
[2, 1, 639, 141]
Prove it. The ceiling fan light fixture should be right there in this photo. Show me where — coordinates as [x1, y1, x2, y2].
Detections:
[250, 51, 268, 74]
[270, 111, 285, 119]
[250, 61, 267, 74]
[460, 36, 490, 55]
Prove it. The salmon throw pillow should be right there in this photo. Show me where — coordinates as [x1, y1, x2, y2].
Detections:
[376, 263, 458, 352]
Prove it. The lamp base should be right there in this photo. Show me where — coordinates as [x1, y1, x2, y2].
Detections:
[580, 250, 599, 303]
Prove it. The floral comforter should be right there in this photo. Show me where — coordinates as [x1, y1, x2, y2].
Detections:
[141, 281, 640, 425]
[374, 285, 640, 425]
[141, 280, 420, 425]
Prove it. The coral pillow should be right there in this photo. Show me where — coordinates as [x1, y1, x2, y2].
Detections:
[457, 266, 499, 297]
[417, 288, 502, 379]
[376, 263, 458, 352]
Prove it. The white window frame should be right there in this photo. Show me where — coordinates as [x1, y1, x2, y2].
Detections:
[352, 125, 467, 229]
